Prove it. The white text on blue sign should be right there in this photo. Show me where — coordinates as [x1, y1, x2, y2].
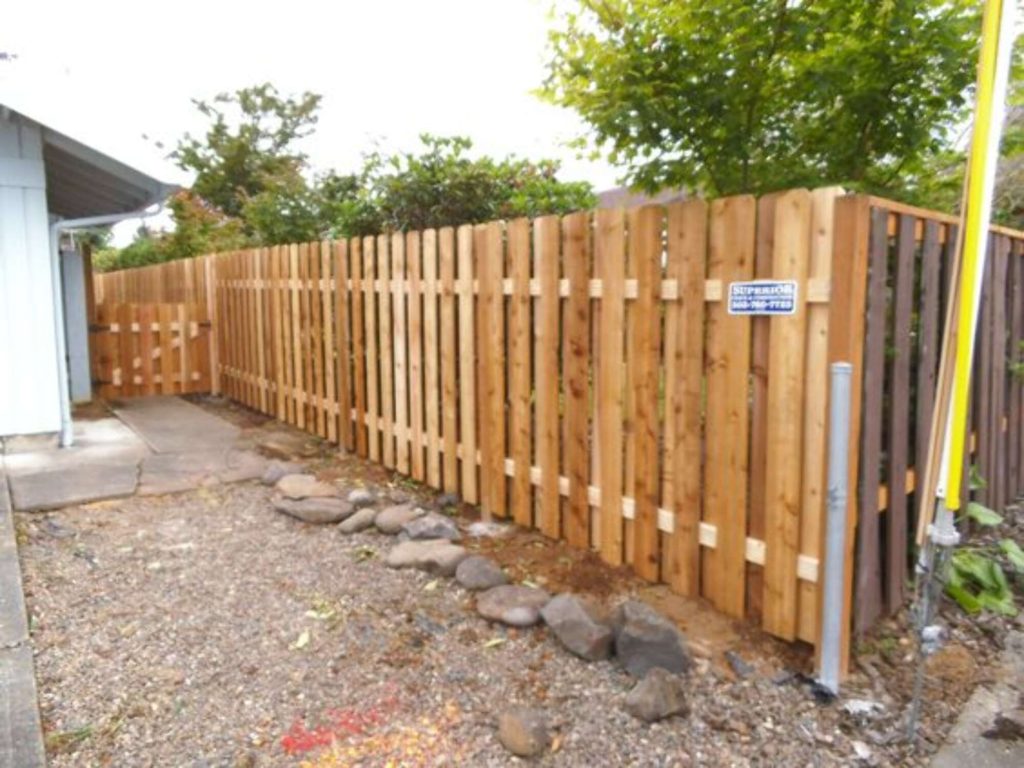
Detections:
[727, 280, 798, 316]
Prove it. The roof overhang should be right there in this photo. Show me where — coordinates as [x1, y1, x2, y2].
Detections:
[2, 104, 178, 219]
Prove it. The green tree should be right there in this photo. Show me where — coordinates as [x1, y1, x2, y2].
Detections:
[243, 171, 364, 245]
[542, 0, 980, 197]
[339, 134, 595, 235]
[171, 83, 321, 218]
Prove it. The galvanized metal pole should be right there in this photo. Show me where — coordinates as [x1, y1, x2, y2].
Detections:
[817, 362, 852, 695]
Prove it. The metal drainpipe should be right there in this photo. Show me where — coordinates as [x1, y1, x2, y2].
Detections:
[50, 208, 162, 448]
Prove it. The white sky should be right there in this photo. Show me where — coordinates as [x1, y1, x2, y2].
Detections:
[0, 0, 621, 244]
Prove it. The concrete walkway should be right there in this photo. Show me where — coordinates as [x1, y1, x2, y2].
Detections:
[0, 396, 270, 765]
[3, 397, 266, 511]
[0, 476, 46, 767]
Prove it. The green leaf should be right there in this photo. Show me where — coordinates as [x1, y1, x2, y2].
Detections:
[952, 551, 1000, 591]
[999, 539, 1024, 572]
[966, 502, 1003, 527]
[946, 582, 982, 614]
[976, 589, 1017, 617]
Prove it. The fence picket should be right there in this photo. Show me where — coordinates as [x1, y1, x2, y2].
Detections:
[535, 216, 560, 536]
[563, 212, 591, 549]
[509, 218, 533, 528]
[703, 195, 755, 619]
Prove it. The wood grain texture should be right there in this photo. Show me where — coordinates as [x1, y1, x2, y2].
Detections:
[381, 235, 397, 470]
[422, 229, 441, 487]
[664, 200, 707, 596]
[439, 227, 459, 492]
[407, 230, 426, 481]
[702, 195, 756, 619]
[763, 189, 811, 641]
[457, 225, 479, 504]
[596, 208, 626, 565]
[508, 218, 534, 527]
[535, 215, 561, 537]
[562, 212, 591, 548]
[629, 206, 664, 581]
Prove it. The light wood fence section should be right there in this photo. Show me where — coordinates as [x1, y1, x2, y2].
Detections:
[95, 189, 866, 652]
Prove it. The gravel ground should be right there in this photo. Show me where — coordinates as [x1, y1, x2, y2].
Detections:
[17, 468, 1012, 767]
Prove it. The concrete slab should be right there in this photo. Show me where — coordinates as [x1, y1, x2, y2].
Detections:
[0, 646, 46, 768]
[113, 397, 239, 454]
[138, 449, 266, 496]
[0, 478, 29, 647]
[2, 417, 148, 477]
[8, 463, 139, 511]
[931, 630, 1024, 767]
[0, 477, 46, 767]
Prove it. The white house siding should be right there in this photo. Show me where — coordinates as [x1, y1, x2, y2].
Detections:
[0, 112, 61, 437]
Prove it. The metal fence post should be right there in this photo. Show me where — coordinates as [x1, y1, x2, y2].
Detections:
[818, 362, 853, 694]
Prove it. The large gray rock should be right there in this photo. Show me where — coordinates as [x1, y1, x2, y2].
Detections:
[275, 474, 338, 500]
[261, 460, 304, 486]
[338, 506, 379, 533]
[375, 503, 425, 534]
[496, 708, 550, 758]
[402, 511, 461, 541]
[385, 539, 468, 576]
[541, 594, 613, 661]
[613, 600, 692, 678]
[477, 585, 551, 628]
[346, 488, 377, 509]
[272, 496, 353, 524]
[624, 668, 690, 722]
[455, 556, 508, 590]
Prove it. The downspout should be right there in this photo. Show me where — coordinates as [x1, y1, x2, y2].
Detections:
[50, 208, 162, 447]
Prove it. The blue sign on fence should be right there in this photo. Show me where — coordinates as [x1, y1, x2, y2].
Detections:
[727, 280, 798, 316]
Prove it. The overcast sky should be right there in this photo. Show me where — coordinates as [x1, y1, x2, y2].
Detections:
[1, 0, 621, 243]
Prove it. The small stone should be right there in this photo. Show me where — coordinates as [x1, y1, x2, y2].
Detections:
[261, 460, 304, 486]
[985, 708, 1024, 741]
[466, 520, 512, 538]
[276, 474, 338, 500]
[624, 667, 690, 722]
[346, 488, 376, 509]
[477, 585, 551, 627]
[435, 492, 460, 508]
[496, 708, 550, 758]
[375, 504, 426, 534]
[385, 539, 468, 575]
[724, 650, 755, 679]
[402, 511, 461, 541]
[613, 600, 692, 678]
[272, 496, 353, 524]
[455, 556, 508, 590]
[338, 506, 378, 533]
[540, 594, 613, 661]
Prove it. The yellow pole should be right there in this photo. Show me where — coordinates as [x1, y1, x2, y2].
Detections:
[944, 0, 1006, 510]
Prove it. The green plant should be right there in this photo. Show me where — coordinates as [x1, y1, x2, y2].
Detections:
[944, 502, 1024, 616]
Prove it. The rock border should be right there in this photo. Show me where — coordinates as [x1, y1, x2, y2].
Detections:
[269, 483, 696, 757]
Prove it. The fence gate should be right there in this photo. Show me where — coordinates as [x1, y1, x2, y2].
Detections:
[89, 302, 212, 399]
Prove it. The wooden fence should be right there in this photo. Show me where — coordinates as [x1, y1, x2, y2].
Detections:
[89, 302, 212, 399]
[851, 198, 1024, 632]
[91, 189, 1024, 657]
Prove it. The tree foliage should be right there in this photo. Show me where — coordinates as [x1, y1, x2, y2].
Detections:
[170, 83, 321, 218]
[96, 93, 594, 271]
[542, 0, 980, 197]
[336, 135, 595, 236]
